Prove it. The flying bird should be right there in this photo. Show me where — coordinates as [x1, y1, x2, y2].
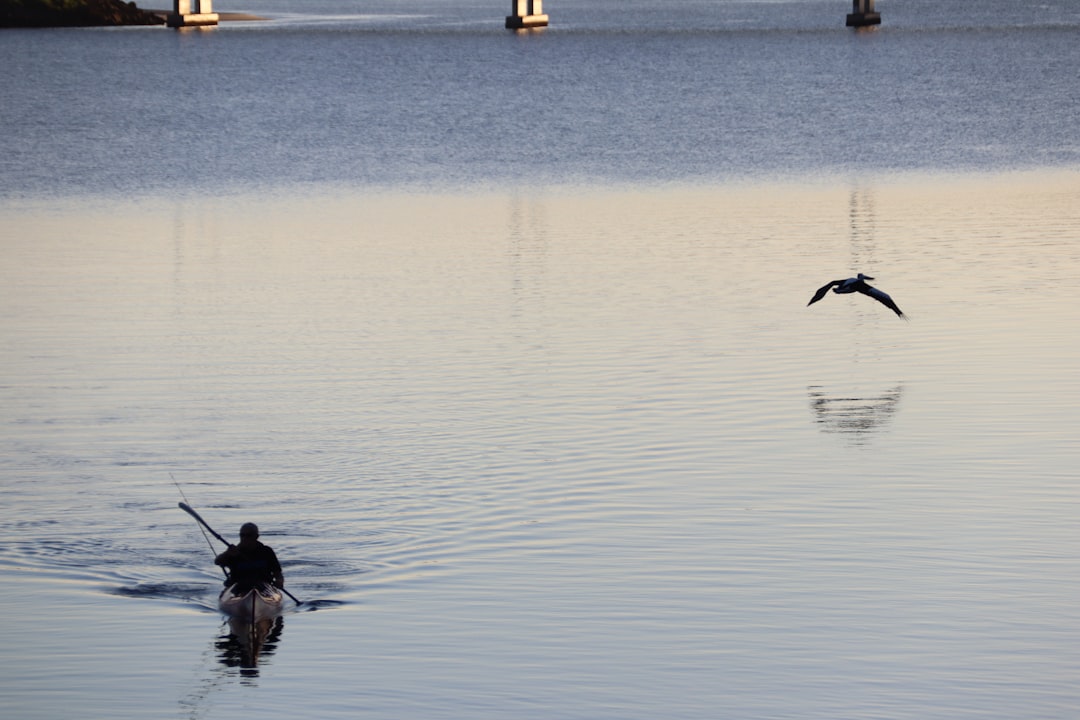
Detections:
[807, 274, 906, 318]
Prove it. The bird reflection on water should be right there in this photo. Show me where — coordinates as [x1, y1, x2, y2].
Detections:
[216, 616, 284, 677]
[807, 384, 904, 441]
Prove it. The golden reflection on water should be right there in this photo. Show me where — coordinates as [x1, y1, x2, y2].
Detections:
[3, 170, 1079, 446]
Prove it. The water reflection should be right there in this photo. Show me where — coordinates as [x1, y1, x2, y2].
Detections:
[216, 616, 284, 678]
[847, 186, 879, 275]
[807, 383, 904, 441]
[506, 193, 550, 322]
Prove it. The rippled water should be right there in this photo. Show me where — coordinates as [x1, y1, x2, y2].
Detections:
[3, 173, 1080, 719]
[2, 1, 1080, 718]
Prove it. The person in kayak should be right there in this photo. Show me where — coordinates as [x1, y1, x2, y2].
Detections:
[214, 522, 284, 593]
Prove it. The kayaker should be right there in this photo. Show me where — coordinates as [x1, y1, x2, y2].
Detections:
[214, 522, 284, 594]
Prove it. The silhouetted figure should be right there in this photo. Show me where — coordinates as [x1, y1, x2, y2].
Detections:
[214, 522, 284, 594]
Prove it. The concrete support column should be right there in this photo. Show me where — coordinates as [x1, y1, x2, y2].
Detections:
[846, 0, 881, 27]
[506, 0, 548, 30]
[168, 0, 219, 28]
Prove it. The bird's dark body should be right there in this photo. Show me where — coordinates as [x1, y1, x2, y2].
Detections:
[807, 274, 905, 318]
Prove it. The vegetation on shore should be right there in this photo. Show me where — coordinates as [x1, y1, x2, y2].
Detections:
[0, 0, 164, 26]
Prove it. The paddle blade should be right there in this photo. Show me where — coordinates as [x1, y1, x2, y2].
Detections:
[177, 502, 229, 546]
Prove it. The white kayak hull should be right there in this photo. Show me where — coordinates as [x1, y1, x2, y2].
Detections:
[218, 583, 284, 622]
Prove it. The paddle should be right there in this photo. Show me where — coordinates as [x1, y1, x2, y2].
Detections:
[278, 585, 303, 607]
[178, 501, 302, 606]
[178, 501, 231, 546]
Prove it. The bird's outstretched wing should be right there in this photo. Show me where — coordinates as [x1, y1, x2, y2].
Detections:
[807, 280, 841, 306]
[859, 285, 906, 318]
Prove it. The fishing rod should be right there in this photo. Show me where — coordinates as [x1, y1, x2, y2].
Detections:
[172, 473, 225, 577]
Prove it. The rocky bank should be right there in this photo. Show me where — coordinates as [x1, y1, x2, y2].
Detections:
[1, 0, 164, 27]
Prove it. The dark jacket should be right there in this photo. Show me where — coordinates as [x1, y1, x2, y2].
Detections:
[215, 539, 283, 592]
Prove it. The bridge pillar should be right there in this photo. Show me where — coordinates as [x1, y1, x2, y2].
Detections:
[506, 0, 548, 30]
[167, 0, 219, 27]
[846, 0, 880, 27]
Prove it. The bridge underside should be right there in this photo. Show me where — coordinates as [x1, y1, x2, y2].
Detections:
[846, 12, 881, 27]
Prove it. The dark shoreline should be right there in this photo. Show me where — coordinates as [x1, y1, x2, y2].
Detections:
[0, 0, 266, 27]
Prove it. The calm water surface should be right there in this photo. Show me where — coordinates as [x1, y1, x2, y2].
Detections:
[2, 1, 1080, 719]
[3, 174, 1079, 719]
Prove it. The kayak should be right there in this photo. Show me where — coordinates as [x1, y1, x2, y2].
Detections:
[218, 582, 284, 622]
